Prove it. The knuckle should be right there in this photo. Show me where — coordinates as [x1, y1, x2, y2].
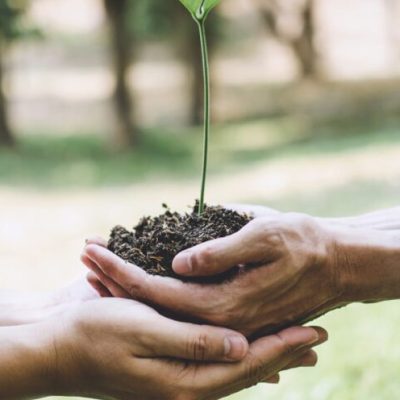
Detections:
[194, 244, 215, 270]
[188, 332, 210, 361]
[285, 212, 320, 238]
[286, 213, 330, 267]
[126, 281, 142, 298]
[126, 275, 149, 301]
[248, 218, 284, 246]
[274, 332, 296, 355]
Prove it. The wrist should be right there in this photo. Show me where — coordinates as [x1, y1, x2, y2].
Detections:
[329, 226, 400, 302]
[48, 308, 96, 397]
[0, 322, 59, 399]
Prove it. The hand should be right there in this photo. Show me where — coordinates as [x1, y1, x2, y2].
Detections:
[0, 298, 327, 399]
[81, 213, 341, 338]
[0, 278, 99, 327]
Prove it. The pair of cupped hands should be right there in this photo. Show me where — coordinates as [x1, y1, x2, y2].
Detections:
[68, 204, 351, 400]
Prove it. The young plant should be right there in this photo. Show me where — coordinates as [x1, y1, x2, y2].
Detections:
[178, 0, 221, 215]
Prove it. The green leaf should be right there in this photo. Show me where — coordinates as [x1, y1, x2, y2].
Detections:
[178, 0, 221, 20]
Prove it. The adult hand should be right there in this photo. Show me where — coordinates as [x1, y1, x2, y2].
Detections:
[81, 212, 341, 338]
[0, 297, 328, 399]
[0, 278, 99, 327]
[85, 205, 400, 338]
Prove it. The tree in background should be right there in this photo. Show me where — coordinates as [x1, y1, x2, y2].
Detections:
[103, 0, 137, 147]
[255, 0, 318, 79]
[107, 0, 220, 132]
[0, 36, 12, 147]
[0, 0, 30, 147]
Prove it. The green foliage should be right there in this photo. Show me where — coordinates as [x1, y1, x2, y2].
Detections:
[0, 0, 33, 42]
[178, 0, 221, 20]
[127, 0, 179, 40]
[123, 0, 222, 45]
[1, 118, 398, 188]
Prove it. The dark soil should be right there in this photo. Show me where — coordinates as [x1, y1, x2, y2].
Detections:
[107, 202, 253, 282]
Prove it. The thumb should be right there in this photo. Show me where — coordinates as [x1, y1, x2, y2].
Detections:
[172, 219, 274, 277]
[142, 316, 249, 363]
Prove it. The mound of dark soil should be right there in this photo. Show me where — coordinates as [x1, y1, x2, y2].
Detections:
[107, 203, 252, 282]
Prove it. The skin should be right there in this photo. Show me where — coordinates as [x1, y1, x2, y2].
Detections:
[0, 256, 327, 399]
[0, 288, 327, 399]
[82, 207, 400, 339]
[0, 278, 99, 326]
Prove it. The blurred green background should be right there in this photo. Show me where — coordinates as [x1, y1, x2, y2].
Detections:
[1, 0, 400, 399]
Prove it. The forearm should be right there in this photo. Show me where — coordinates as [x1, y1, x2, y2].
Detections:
[330, 226, 400, 303]
[322, 207, 400, 231]
[0, 323, 56, 399]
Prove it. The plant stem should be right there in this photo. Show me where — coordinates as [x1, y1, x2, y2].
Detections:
[196, 18, 210, 215]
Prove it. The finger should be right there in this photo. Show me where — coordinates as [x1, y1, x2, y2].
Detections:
[282, 349, 318, 370]
[83, 244, 149, 297]
[86, 271, 112, 298]
[81, 253, 131, 299]
[172, 218, 279, 277]
[307, 326, 329, 346]
[258, 329, 325, 383]
[85, 236, 108, 247]
[140, 316, 249, 362]
[83, 244, 209, 316]
[263, 374, 280, 384]
[193, 326, 321, 395]
[261, 350, 318, 384]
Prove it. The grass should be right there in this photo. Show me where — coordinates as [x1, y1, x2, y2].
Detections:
[229, 301, 400, 400]
[1, 115, 399, 189]
[2, 116, 400, 400]
[0, 132, 196, 188]
[261, 179, 400, 217]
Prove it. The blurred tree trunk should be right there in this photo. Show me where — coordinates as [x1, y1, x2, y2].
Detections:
[292, 0, 317, 77]
[104, 0, 137, 147]
[257, 0, 318, 79]
[0, 43, 15, 147]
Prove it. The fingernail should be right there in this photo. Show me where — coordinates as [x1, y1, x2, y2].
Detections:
[173, 251, 193, 275]
[224, 336, 248, 360]
[300, 329, 320, 347]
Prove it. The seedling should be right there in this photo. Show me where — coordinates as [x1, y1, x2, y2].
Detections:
[107, 0, 255, 283]
[179, 0, 221, 215]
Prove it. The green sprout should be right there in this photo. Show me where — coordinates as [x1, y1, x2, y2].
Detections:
[178, 0, 221, 215]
